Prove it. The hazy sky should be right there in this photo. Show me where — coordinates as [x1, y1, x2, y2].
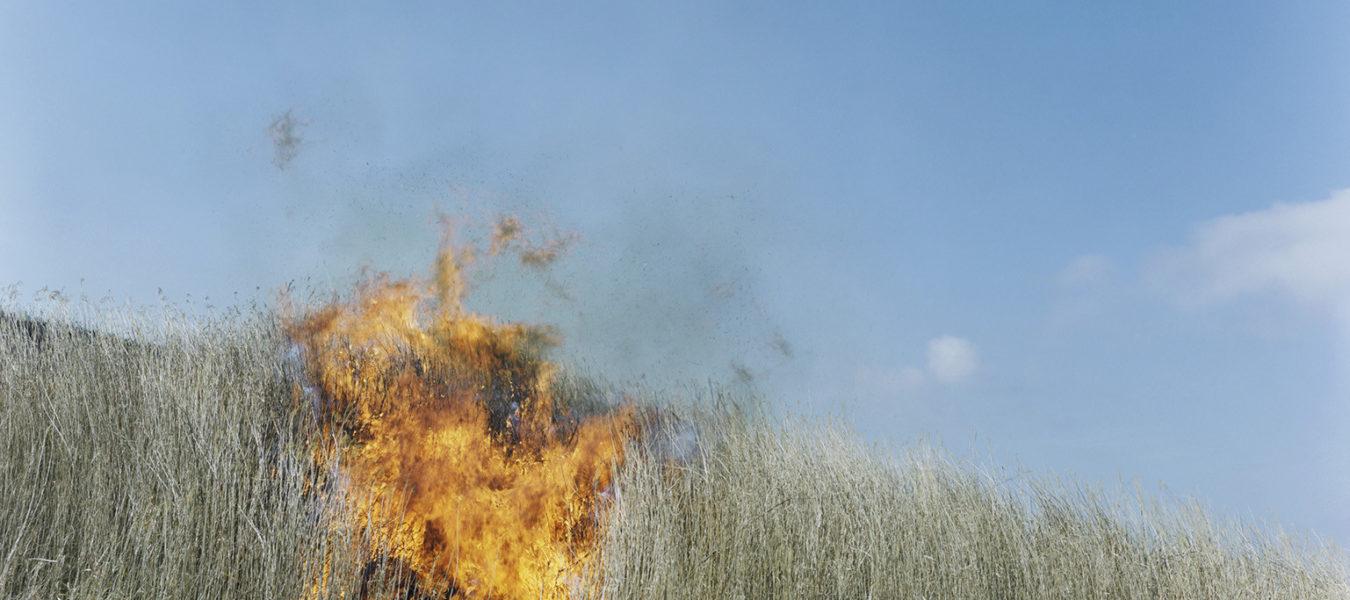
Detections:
[3, 2, 1349, 543]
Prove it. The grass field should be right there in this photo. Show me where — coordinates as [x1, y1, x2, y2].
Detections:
[2, 306, 1347, 599]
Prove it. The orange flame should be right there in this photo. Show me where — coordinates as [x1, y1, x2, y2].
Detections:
[287, 224, 632, 598]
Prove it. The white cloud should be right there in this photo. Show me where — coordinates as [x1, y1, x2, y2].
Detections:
[1153, 190, 1350, 334]
[896, 366, 927, 389]
[854, 336, 978, 398]
[926, 335, 979, 384]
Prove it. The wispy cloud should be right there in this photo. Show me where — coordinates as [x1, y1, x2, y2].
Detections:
[1047, 254, 1120, 332]
[1058, 254, 1113, 288]
[1151, 190, 1350, 337]
[855, 364, 927, 396]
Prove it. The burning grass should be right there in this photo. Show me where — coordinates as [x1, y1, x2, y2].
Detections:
[284, 230, 634, 598]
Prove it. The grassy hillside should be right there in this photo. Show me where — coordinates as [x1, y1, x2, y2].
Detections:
[1, 307, 1346, 599]
[597, 405, 1349, 598]
[0, 309, 407, 599]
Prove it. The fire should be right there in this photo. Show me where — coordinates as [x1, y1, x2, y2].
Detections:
[287, 223, 633, 598]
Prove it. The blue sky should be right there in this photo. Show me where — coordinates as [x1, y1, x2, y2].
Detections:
[3, 2, 1349, 543]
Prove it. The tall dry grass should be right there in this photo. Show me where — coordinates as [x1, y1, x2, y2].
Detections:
[1, 305, 1346, 598]
[594, 402, 1350, 599]
[0, 307, 418, 599]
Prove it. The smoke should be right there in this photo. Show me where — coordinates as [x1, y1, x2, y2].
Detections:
[546, 197, 789, 391]
[247, 93, 793, 397]
[302, 191, 795, 395]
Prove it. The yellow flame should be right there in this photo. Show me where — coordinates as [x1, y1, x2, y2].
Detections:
[288, 224, 632, 598]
